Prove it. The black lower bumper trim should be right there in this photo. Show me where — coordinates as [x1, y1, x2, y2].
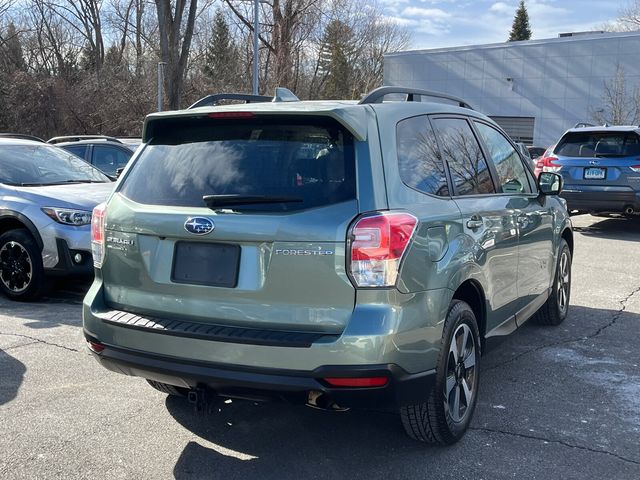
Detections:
[48, 238, 93, 276]
[561, 190, 640, 214]
[84, 332, 436, 409]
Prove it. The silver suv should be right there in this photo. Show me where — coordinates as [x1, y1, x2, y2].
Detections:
[0, 137, 113, 300]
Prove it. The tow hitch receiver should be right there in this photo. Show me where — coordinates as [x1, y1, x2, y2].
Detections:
[187, 386, 216, 414]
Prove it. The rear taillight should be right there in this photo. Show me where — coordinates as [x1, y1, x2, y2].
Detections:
[91, 202, 106, 268]
[630, 165, 640, 173]
[348, 211, 417, 288]
[541, 155, 562, 173]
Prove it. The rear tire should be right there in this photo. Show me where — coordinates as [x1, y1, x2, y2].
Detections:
[146, 380, 189, 397]
[0, 229, 46, 301]
[400, 300, 480, 444]
[534, 239, 571, 326]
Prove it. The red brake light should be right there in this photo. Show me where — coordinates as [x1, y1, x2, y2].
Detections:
[207, 111, 255, 119]
[324, 377, 389, 387]
[91, 203, 106, 267]
[349, 212, 417, 287]
[542, 155, 560, 167]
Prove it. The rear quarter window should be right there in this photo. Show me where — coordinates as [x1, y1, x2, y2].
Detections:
[119, 116, 356, 211]
[396, 116, 449, 196]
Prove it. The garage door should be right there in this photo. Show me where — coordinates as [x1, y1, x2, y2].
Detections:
[489, 116, 535, 144]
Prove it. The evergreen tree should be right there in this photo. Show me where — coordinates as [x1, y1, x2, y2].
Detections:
[0, 23, 26, 74]
[319, 20, 355, 99]
[203, 10, 238, 91]
[508, 1, 532, 41]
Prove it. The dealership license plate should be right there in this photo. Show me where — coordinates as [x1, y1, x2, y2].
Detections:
[172, 242, 240, 287]
[584, 167, 606, 180]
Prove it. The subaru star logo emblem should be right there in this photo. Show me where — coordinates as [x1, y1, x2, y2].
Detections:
[589, 160, 600, 166]
[184, 217, 214, 235]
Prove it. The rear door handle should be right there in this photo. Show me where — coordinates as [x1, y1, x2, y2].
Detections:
[466, 215, 483, 230]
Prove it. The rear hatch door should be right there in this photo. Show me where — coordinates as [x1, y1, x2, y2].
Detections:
[101, 114, 360, 334]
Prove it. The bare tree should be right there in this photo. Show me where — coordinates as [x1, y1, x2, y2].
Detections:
[155, 0, 198, 109]
[591, 64, 640, 125]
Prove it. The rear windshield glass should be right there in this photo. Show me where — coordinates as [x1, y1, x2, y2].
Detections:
[555, 131, 640, 157]
[119, 116, 356, 211]
[0, 145, 110, 185]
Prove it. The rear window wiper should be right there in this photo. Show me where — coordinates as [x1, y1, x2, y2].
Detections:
[202, 194, 303, 208]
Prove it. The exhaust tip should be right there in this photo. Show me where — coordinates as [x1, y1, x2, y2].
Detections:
[306, 391, 349, 411]
[624, 206, 635, 215]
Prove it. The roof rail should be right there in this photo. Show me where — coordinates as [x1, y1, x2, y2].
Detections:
[47, 135, 123, 144]
[573, 122, 595, 128]
[0, 133, 45, 142]
[359, 86, 473, 110]
[188, 87, 300, 109]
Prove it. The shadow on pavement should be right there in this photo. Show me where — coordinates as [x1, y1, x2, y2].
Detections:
[0, 348, 26, 406]
[573, 216, 640, 241]
[0, 277, 91, 329]
[168, 396, 447, 479]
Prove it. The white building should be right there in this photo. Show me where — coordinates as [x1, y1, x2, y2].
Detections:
[384, 31, 640, 147]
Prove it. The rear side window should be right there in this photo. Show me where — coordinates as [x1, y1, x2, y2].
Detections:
[555, 131, 640, 157]
[63, 145, 88, 159]
[396, 116, 449, 196]
[431, 118, 495, 196]
[119, 116, 356, 211]
[474, 122, 532, 194]
[93, 145, 131, 176]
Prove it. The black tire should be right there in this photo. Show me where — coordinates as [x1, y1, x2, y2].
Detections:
[534, 239, 571, 326]
[400, 300, 481, 444]
[0, 229, 46, 301]
[146, 379, 189, 397]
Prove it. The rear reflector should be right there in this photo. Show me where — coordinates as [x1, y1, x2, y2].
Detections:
[87, 341, 105, 353]
[323, 377, 389, 388]
[207, 111, 255, 119]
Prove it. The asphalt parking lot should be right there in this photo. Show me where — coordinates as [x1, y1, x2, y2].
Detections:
[1, 214, 639, 479]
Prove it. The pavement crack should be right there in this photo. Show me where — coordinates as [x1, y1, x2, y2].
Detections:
[482, 285, 640, 373]
[0, 332, 79, 353]
[470, 426, 640, 466]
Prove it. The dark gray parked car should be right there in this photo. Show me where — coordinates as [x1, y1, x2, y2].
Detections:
[83, 87, 573, 444]
[48, 136, 139, 177]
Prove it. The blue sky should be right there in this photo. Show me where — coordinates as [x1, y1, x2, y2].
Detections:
[382, 0, 625, 50]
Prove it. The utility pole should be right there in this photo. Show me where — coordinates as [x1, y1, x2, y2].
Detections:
[157, 62, 166, 112]
[252, 0, 259, 95]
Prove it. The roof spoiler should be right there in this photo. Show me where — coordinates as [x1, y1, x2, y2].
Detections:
[188, 87, 300, 109]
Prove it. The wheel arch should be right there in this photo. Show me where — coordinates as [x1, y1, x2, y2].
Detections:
[561, 226, 573, 256]
[0, 211, 44, 251]
[451, 279, 487, 345]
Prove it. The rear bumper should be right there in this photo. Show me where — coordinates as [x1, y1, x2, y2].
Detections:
[84, 332, 436, 408]
[561, 186, 640, 214]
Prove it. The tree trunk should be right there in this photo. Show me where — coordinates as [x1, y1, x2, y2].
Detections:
[155, 0, 198, 110]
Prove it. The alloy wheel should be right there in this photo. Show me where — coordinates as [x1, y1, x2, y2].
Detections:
[444, 323, 477, 423]
[557, 250, 570, 315]
[0, 241, 33, 293]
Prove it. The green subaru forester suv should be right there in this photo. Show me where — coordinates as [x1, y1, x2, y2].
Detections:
[83, 87, 573, 444]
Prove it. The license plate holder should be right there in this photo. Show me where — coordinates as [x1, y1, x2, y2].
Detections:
[172, 242, 240, 288]
[584, 167, 606, 180]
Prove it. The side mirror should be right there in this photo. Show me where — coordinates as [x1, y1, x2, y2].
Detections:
[538, 172, 563, 195]
[115, 167, 124, 179]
